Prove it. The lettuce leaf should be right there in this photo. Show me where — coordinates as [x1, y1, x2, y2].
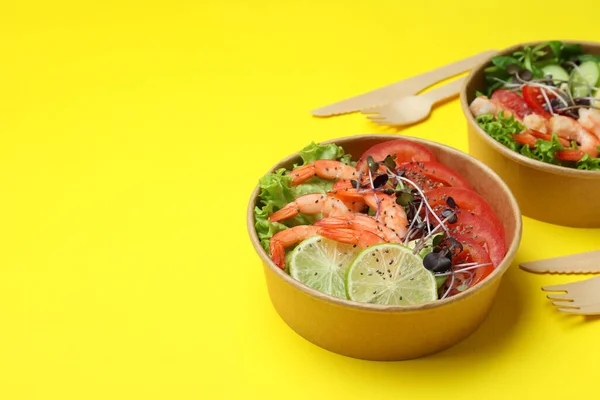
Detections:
[299, 142, 355, 166]
[476, 112, 600, 171]
[253, 142, 354, 253]
[476, 112, 524, 151]
[519, 134, 565, 165]
[576, 153, 600, 170]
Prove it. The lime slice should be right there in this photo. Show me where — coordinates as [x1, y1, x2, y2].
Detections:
[289, 235, 359, 299]
[346, 244, 437, 306]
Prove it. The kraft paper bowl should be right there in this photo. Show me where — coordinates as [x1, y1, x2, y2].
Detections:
[460, 40, 600, 228]
[246, 135, 522, 361]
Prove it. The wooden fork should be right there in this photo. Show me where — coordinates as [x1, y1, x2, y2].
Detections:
[360, 76, 465, 127]
[542, 276, 600, 315]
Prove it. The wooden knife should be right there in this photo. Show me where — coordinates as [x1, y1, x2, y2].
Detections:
[519, 250, 600, 274]
[311, 49, 498, 117]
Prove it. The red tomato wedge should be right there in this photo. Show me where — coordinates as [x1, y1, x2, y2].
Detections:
[399, 161, 473, 191]
[355, 139, 437, 172]
[447, 212, 505, 267]
[491, 89, 531, 120]
[451, 235, 494, 289]
[522, 85, 554, 118]
[425, 187, 504, 237]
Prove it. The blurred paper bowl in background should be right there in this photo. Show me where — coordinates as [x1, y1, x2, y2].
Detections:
[246, 135, 522, 361]
[461, 40, 600, 228]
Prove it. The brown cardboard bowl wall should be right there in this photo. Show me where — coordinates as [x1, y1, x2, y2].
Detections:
[247, 135, 522, 361]
[461, 40, 600, 228]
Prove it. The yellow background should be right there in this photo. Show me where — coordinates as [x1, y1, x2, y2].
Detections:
[1, 1, 599, 398]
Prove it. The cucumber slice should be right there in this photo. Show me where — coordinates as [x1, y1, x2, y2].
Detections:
[542, 65, 570, 84]
[570, 61, 600, 98]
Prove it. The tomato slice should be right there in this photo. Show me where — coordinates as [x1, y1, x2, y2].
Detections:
[355, 139, 437, 172]
[399, 161, 473, 191]
[451, 235, 494, 288]
[521, 85, 555, 118]
[425, 187, 504, 237]
[490, 89, 531, 119]
[447, 212, 505, 267]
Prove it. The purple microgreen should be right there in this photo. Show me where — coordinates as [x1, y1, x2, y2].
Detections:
[372, 173, 388, 189]
[432, 233, 445, 247]
[540, 87, 556, 116]
[396, 191, 414, 207]
[367, 156, 379, 173]
[516, 69, 533, 82]
[441, 208, 458, 224]
[383, 154, 396, 169]
[403, 198, 425, 246]
[386, 170, 449, 234]
[506, 63, 520, 75]
[556, 104, 600, 112]
[367, 168, 382, 221]
[423, 252, 452, 273]
[445, 196, 457, 208]
[435, 262, 494, 276]
[440, 269, 455, 300]
[527, 82, 570, 107]
[447, 236, 463, 253]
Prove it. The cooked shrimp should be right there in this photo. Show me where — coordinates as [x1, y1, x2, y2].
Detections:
[318, 228, 386, 248]
[469, 97, 508, 118]
[290, 160, 361, 186]
[269, 193, 354, 223]
[512, 130, 570, 148]
[315, 214, 402, 243]
[549, 115, 600, 158]
[332, 190, 408, 239]
[578, 108, 600, 140]
[270, 225, 322, 269]
[269, 225, 386, 269]
[471, 95, 554, 134]
[523, 114, 549, 133]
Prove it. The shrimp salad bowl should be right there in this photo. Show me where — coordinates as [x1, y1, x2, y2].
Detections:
[461, 40, 600, 227]
[246, 135, 522, 360]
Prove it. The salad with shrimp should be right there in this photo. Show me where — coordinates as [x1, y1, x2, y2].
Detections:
[470, 41, 600, 170]
[254, 139, 506, 306]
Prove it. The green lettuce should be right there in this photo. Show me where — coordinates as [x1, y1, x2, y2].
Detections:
[298, 141, 354, 165]
[253, 142, 354, 253]
[519, 134, 565, 166]
[476, 112, 523, 151]
[576, 153, 600, 170]
[476, 113, 600, 171]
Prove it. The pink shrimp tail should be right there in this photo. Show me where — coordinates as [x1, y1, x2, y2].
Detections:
[290, 164, 316, 185]
[269, 205, 297, 223]
[270, 241, 286, 269]
[332, 187, 365, 201]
